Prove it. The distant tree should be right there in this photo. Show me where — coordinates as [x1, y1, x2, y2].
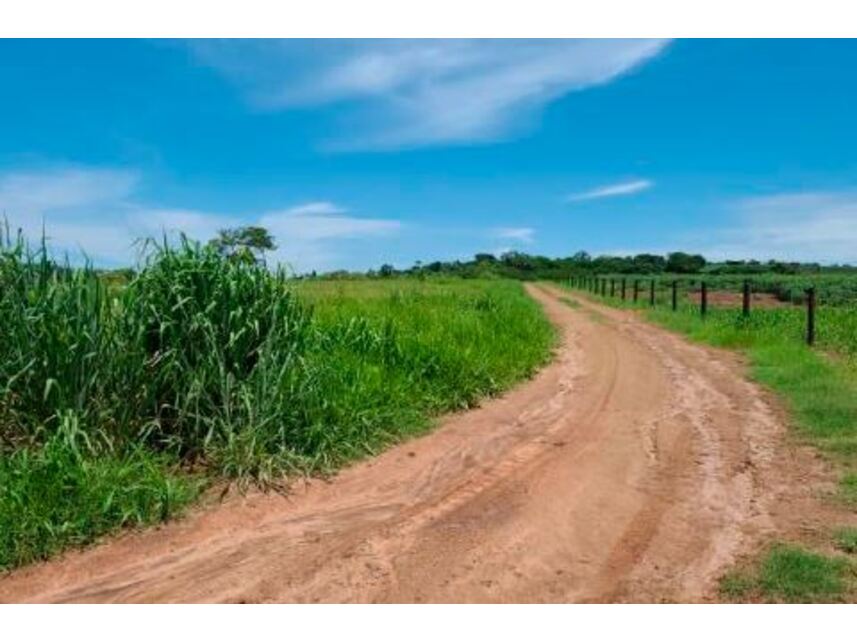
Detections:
[665, 251, 706, 274]
[631, 253, 667, 273]
[475, 253, 497, 263]
[500, 251, 534, 271]
[379, 263, 395, 277]
[209, 226, 277, 264]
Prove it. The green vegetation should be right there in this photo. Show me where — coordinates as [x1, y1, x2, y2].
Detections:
[0, 437, 198, 570]
[722, 545, 851, 603]
[834, 527, 857, 554]
[0, 232, 553, 570]
[207, 225, 277, 265]
[557, 296, 581, 309]
[335, 249, 857, 298]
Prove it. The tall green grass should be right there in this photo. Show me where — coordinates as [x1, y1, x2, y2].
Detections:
[0, 232, 554, 570]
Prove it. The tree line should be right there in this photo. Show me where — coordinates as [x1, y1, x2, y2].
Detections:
[341, 250, 854, 281]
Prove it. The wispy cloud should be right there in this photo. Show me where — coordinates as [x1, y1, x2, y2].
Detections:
[0, 167, 138, 214]
[493, 226, 535, 244]
[566, 179, 653, 202]
[694, 191, 857, 264]
[189, 39, 669, 150]
[0, 166, 402, 271]
[259, 202, 402, 271]
[260, 204, 401, 242]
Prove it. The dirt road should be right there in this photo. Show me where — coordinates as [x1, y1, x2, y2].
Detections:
[0, 284, 833, 603]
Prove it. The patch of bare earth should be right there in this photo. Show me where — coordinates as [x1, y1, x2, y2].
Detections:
[0, 284, 841, 603]
[686, 290, 789, 308]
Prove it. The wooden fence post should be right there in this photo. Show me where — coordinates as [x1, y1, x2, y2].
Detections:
[621, 278, 627, 301]
[743, 280, 751, 317]
[601, 279, 606, 297]
[650, 279, 655, 306]
[610, 279, 615, 297]
[701, 281, 708, 318]
[806, 287, 816, 346]
[633, 279, 639, 303]
[671, 280, 678, 311]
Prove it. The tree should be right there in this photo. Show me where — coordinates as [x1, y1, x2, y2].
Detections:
[632, 253, 667, 273]
[208, 226, 277, 264]
[665, 251, 706, 274]
[379, 263, 395, 277]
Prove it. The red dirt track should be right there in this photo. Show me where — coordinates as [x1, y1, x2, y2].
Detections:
[0, 284, 835, 603]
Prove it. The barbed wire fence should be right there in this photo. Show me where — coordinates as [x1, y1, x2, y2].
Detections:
[567, 274, 818, 346]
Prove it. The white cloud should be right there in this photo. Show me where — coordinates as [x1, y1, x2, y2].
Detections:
[694, 191, 857, 264]
[189, 39, 669, 149]
[261, 208, 401, 242]
[280, 201, 348, 217]
[0, 167, 141, 261]
[566, 179, 653, 202]
[0, 167, 138, 214]
[260, 203, 402, 271]
[493, 226, 535, 244]
[0, 165, 401, 271]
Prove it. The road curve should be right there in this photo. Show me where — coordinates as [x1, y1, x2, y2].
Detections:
[0, 284, 825, 602]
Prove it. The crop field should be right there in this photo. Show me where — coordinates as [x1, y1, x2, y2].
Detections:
[0, 234, 554, 571]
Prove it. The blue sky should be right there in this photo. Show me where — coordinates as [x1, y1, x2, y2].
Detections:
[2, 38, 857, 271]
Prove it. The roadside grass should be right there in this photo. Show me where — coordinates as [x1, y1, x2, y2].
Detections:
[556, 282, 857, 602]
[0, 437, 199, 570]
[834, 527, 857, 554]
[556, 295, 581, 309]
[0, 233, 555, 570]
[721, 545, 852, 603]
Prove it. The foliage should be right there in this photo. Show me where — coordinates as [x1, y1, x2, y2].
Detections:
[0, 433, 198, 570]
[208, 226, 277, 264]
[834, 527, 857, 554]
[334, 248, 857, 285]
[0, 231, 553, 569]
[665, 251, 706, 273]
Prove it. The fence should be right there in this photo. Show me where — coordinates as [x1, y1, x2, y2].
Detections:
[568, 275, 819, 346]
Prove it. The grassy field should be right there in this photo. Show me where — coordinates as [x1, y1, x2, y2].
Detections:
[0, 235, 554, 571]
[560, 279, 857, 602]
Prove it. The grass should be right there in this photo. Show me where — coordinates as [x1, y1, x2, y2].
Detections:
[722, 545, 851, 603]
[556, 295, 581, 309]
[0, 437, 199, 570]
[0, 232, 554, 570]
[834, 527, 857, 554]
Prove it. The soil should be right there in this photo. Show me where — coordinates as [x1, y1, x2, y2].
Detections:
[0, 284, 842, 603]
